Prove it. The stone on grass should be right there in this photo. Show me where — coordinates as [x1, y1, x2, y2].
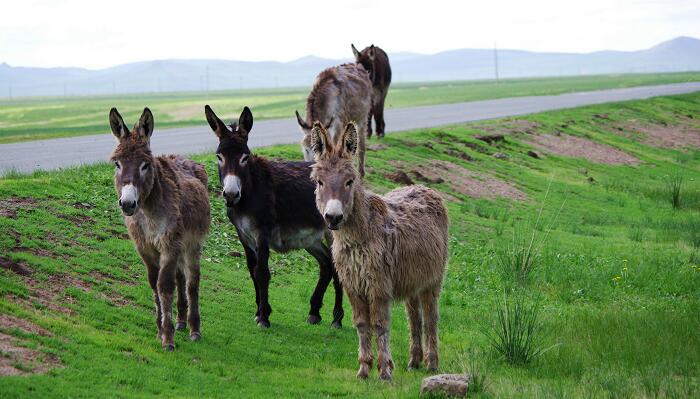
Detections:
[420, 374, 471, 397]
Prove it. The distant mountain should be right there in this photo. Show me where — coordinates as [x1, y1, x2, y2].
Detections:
[1, 37, 699, 98]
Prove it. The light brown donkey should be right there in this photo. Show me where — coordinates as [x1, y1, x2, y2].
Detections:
[309, 122, 449, 380]
[296, 63, 371, 177]
[109, 107, 210, 350]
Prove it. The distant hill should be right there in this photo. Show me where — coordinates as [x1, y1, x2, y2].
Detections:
[1, 36, 699, 98]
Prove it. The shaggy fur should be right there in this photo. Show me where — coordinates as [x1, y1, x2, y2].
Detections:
[352, 44, 392, 137]
[310, 122, 449, 380]
[205, 105, 344, 329]
[109, 107, 210, 350]
[296, 63, 371, 177]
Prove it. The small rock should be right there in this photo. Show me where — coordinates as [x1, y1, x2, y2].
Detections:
[493, 152, 509, 160]
[229, 251, 243, 257]
[593, 113, 609, 120]
[420, 374, 471, 397]
[526, 150, 540, 159]
[475, 134, 504, 144]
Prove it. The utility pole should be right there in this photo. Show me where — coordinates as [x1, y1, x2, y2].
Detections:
[494, 42, 500, 83]
[205, 66, 210, 99]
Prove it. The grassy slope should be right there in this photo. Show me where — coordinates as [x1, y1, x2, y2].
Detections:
[1, 93, 700, 397]
[1, 72, 700, 143]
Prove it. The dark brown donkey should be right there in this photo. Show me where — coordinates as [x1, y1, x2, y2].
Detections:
[109, 107, 210, 350]
[351, 44, 392, 137]
[204, 105, 344, 329]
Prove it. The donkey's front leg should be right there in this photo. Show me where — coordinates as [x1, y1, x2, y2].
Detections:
[371, 298, 394, 380]
[254, 233, 272, 328]
[157, 251, 179, 350]
[305, 242, 334, 325]
[241, 243, 260, 322]
[347, 290, 372, 379]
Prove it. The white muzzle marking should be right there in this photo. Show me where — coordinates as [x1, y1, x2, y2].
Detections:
[325, 199, 343, 216]
[120, 184, 139, 205]
[223, 174, 242, 197]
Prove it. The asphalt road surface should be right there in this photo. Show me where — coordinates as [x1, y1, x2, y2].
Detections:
[2, 82, 700, 174]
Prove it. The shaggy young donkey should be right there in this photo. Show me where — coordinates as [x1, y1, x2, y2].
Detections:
[296, 63, 371, 177]
[310, 122, 449, 380]
[109, 107, 210, 350]
[204, 105, 344, 329]
[351, 44, 392, 138]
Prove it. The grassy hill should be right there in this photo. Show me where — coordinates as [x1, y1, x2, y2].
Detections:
[1, 93, 699, 397]
[1, 72, 700, 144]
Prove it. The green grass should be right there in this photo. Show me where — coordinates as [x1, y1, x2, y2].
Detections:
[1, 92, 700, 397]
[2, 72, 700, 143]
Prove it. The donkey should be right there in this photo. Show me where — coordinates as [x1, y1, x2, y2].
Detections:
[351, 44, 392, 138]
[296, 63, 371, 177]
[310, 121, 449, 380]
[109, 107, 210, 350]
[204, 105, 344, 329]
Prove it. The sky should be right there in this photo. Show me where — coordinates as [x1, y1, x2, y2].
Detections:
[1, 0, 699, 70]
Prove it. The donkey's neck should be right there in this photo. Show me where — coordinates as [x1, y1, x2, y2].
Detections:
[334, 185, 372, 245]
[139, 165, 165, 219]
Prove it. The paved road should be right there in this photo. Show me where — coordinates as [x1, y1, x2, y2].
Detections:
[2, 82, 700, 174]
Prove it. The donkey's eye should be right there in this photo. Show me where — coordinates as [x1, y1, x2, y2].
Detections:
[114, 161, 121, 170]
[346, 179, 354, 187]
[140, 162, 150, 172]
[317, 180, 324, 187]
[240, 154, 249, 166]
[216, 154, 224, 164]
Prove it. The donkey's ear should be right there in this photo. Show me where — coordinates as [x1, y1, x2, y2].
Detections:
[310, 121, 331, 158]
[368, 45, 376, 60]
[204, 105, 230, 139]
[237, 106, 253, 136]
[296, 110, 311, 131]
[135, 107, 154, 139]
[339, 122, 358, 156]
[351, 43, 360, 61]
[109, 108, 128, 141]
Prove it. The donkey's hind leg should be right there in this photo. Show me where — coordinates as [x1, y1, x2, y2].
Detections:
[175, 269, 188, 331]
[184, 245, 202, 341]
[405, 295, 423, 369]
[305, 241, 334, 325]
[421, 286, 441, 371]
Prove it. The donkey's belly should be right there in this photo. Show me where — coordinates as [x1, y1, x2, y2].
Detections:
[269, 226, 323, 253]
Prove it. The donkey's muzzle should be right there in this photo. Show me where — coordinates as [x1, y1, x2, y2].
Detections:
[119, 198, 137, 216]
[223, 190, 241, 206]
[324, 213, 344, 230]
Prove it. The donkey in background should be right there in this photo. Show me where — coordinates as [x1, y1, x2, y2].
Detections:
[109, 107, 210, 350]
[296, 63, 371, 177]
[351, 44, 392, 138]
[310, 121, 449, 380]
[205, 105, 344, 329]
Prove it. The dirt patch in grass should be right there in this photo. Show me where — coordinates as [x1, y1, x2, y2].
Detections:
[0, 332, 62, 376]
[613, 120, 700, 149]
[0, 314, 51, 337]
[57, 213, 94, 227]
[367, 143, 388, 151]
[390, 160, 527, 201]
[0, 198, 38, 219]
[0, 256, 34, 276]
[478, 119, 541, 135]
[527, 134, 640, 165]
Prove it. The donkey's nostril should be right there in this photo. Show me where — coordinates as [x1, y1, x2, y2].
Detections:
[324, 213, 343, 227]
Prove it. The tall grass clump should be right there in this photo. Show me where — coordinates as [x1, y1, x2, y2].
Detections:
[666, 174, 683, 209]
[495, 182, 565, 284]
[481, 292, 552, 366]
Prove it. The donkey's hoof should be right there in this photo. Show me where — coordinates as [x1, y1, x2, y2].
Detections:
[306, 314, 322, 325]
[175, 321, 187, 331]
[357, 366, 370, 380]
[163, 344, 175, 352]
[408, 358, 422, 370]
[330, 320, 342, 329]
[257, 319, 271, 329]
[253, 314, 260, 323]
[378, 369, 393, 381]
[190, 332, 202, 342]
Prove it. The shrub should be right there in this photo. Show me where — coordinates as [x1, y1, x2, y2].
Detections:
[666, 174, 683, 209]
[481, 292, 552, 366]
